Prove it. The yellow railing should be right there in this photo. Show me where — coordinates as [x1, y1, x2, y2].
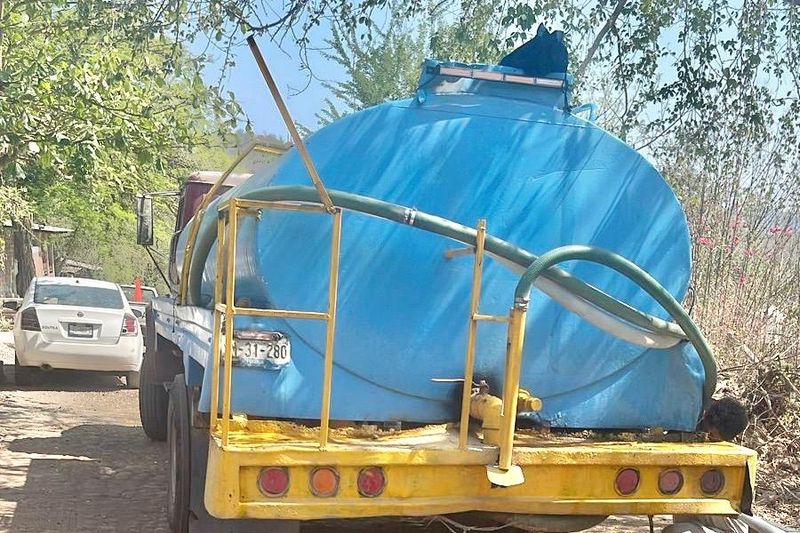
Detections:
[207, 207, 533, 480]
[209, 198, 342, 449]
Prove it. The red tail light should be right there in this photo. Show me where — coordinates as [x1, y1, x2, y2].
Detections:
[700, 469, 725, 495]
[258, 467, 289, 497]
[121, 314, 138, 336]
[614, 468, 640, 496]
[357, 467, 386, 497]
[658, 469, 684, 495]
[20, 307, 41, 331]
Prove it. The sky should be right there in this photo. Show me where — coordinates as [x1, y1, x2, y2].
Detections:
[198, 31, 344, 137]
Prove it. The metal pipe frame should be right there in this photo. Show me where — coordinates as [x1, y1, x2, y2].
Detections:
[209, 198, 342, 450]
[209, 209, 227, 433]
[458, 220, 487, 449]
[247, 35, 335, 214]
[498, 303, 528, 470]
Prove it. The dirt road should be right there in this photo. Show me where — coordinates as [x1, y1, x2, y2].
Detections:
[0, 333, 670, 532]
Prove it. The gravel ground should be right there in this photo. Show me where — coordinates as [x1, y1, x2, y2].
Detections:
[0, 332, 769, 533]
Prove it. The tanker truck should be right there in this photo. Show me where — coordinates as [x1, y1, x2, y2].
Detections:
[135, 31, 768, 533]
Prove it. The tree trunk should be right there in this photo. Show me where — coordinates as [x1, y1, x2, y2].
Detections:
[12, 220, 36, 296]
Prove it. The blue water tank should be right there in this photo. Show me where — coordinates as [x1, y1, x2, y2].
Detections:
[184, 60, 704, 431]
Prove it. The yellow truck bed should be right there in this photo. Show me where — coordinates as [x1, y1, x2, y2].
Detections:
[203, 421, 756, 521]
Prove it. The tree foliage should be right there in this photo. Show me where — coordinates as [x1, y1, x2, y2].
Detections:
[0, 0, 241, 292]
[317, 1, 509, 124]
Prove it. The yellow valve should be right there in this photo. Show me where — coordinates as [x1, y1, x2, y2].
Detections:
[470, 393, 503, 445]
[518, 389, 543, 412]
[469, 390, 542, 446]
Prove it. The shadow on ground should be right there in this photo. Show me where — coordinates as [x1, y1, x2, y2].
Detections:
[0, 367, 124, 392]
[1, 424, 168, 533]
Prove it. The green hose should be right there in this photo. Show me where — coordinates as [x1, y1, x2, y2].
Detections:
[188, 186, 683, 338]
[516, 245, 716, 408]
[184, 185, 713, 405]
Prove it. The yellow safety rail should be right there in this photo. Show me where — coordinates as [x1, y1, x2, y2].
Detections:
[207, 208, 535, 481]
[209, 198, 342, 449]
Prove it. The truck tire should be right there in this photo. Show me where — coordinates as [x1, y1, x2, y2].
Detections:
[168, 374, 191, 533]
[14, 354, 32, 386]
[139, 354, 168, 441]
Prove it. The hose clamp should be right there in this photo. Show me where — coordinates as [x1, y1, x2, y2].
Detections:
[403, 207, 418, 226]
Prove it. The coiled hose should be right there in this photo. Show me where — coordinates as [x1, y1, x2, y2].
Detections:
[184, 185, 716, 407]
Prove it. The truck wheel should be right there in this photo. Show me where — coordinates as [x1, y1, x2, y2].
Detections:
[126, 371, 141, 389]
[139, 354, 169, 441]
[168, 375, 191, 533]
[14, 354, 32, 386]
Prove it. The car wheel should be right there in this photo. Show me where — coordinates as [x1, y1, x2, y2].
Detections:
[139, 354, 169, 441]
[14, 354, 32, 386]
[126, 371, 141, 389]
[167, 375, 191, 533]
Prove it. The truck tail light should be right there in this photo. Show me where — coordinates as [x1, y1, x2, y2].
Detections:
[20, 307, 41, 331]
[615, 468, 640, 495]
[121, 314, 138, 336]
[258, 467, 289, 497]
[700, 469, 725, 495]
[357, 467, 386, 497]
[309, 467, 339, 497]
[658, 469, 684, 495]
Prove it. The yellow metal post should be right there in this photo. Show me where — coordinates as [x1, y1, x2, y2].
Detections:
[458, 220, 487, 449]
[221, 200, 239, 447]
[498, 303, 527, 470]
[209, 211, 227, 431]
[319, 209, 343, 449]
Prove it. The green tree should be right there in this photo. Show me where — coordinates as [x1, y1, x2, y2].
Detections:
[317, 1, 509, 124]
[0, 0, 241, 294]
[317, 19, 426, 125]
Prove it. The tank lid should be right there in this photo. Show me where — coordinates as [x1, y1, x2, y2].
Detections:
[416, 60, 573, 108]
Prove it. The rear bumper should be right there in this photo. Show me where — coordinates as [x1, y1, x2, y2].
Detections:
[15, 331, 143, 372]
[203, 427, 757, 521]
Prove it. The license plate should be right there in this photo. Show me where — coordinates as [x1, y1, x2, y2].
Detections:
[232, 332, 291, 369]
[68, 323, 94, 338]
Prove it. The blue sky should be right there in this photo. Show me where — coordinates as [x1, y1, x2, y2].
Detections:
[200, 33, 344, 136]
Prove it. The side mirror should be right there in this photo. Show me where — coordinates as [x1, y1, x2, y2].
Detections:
[131, 308, 144, 318]
[2, 300, 20, 311]
[136, 194, 154, 246]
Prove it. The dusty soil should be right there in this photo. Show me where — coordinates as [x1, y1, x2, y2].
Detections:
[0, 333, 786, 533]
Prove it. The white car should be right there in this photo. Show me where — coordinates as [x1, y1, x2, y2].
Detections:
[13, 277, 143, 388]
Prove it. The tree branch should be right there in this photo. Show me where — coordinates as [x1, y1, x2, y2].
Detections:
[576, 0, 628, 80]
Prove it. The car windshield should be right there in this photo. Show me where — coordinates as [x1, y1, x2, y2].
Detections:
[34, 283, 123, 309]
[121, 286, 156, 304]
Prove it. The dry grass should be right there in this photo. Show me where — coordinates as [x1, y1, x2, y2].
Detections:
[689, 236, 800, 520]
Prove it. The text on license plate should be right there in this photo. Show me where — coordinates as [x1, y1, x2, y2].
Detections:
[232, 332, 291, 369]
[68, 323, 94, 338]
